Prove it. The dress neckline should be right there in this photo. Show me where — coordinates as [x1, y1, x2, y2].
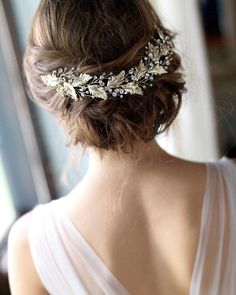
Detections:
[52, 197, 131, 294]
[51, 158, 218, 295]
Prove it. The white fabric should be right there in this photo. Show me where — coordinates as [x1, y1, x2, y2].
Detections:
[151, 0, 219, 161]
[189, 156, 236, 294]
[28, 156, 236, 294]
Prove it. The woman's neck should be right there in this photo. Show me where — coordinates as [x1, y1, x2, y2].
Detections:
[86, 139, 176, 179]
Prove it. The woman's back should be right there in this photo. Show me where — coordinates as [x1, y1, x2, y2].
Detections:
[58, 155, 207, 294]
[27, 155, 236, 295]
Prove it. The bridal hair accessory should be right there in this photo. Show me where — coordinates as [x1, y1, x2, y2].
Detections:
[40, 30, 174, 101]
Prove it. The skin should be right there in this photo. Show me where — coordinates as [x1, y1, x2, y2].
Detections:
[8, 212, 49, 295]
[8, 139, 214, 295]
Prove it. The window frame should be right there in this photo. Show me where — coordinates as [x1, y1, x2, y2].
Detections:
[0, 1, 51, 218]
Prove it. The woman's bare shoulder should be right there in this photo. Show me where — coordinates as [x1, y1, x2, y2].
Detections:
[8, 211, 49, 295]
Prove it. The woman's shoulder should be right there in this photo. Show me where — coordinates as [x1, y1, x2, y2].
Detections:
[174, 155, 236, 173]
[8, 211, 49, 294]
[8, 211, 34, 267]
[8, 211, 32, 255]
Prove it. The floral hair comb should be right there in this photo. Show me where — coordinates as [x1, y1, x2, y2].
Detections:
[40, 30, 174, 101]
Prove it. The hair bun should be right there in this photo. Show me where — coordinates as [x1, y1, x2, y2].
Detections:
[23, 0, 186, 155]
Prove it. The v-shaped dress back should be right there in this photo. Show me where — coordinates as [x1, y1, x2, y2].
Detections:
[28, 156, 236, 295]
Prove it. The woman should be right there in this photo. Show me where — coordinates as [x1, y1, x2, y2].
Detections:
[7, 0, 236, 294]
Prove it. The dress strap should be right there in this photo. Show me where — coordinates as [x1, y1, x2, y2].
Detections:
[50, 198, 130, 295]
[190, 156, 236, 295]
[28, 203, 88, 295]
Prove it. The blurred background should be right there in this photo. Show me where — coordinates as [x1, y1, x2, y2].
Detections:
[0, 0, 235, 293]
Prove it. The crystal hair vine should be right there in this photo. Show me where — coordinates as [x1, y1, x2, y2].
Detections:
[40, 30, 174, 101]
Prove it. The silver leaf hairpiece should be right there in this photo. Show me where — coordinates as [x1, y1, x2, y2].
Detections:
[40, 30, 174, 101]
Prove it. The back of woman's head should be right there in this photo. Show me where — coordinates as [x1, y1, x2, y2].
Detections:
[23, 0, 186, 157]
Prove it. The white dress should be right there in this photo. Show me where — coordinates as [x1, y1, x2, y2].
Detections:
[27, 156, 236, 295]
